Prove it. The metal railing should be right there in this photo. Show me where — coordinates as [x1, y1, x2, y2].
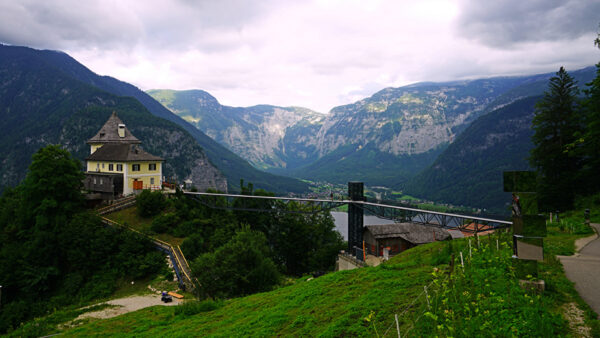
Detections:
[184, 191, 512, 231]
[100, 216, 196, 291]
[97, 196, 137, 215]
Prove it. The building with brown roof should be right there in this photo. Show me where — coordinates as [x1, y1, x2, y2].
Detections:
[363, 223, 451, 257]
[84, 112, 164, 197]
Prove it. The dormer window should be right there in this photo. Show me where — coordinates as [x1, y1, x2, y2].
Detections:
[118, 124, 126, 138]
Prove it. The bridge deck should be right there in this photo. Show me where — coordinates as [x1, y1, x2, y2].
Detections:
[184, 191, 512, 231]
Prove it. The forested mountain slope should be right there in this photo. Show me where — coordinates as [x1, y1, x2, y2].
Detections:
[0, 44, 227, 191]
[404, 96, 541, 212]
[0, 44, 308, 193]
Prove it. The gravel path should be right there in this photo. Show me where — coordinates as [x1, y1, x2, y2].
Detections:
[77, 294, 179, 320]
[559, 223, 600, 318]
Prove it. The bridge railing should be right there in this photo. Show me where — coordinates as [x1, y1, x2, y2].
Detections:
[186, 191, 347, 214]
[97, 196, 137, 215]
[99, 216, 197, 292]
[183, 191, 512, 231]
[358, 201, 511, 232]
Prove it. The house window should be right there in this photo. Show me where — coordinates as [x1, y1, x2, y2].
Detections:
[150, 177, 155, 185]
[117, 164, 123, 171]
[108, 164, 114, 171]
[149, 163, 157, 171]
[102, 163, 105, 169]
[132, 164, 140, 171]
[100, 179, 103, 185]
[93, 178, 97, 184]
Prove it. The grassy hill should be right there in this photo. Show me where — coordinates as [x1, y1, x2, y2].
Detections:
[58, 212, 600, 337]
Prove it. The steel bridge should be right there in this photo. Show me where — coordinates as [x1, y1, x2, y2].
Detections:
[184, 183, 511, 243]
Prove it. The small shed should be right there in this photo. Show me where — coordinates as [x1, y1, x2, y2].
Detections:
[363, 223, 451, 257]
[83, 172, 124, 201]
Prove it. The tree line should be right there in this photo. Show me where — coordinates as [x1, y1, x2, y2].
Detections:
[530, 35, 600, 211]
[0, 146, 166, 333]
[140, 181, 345, 299]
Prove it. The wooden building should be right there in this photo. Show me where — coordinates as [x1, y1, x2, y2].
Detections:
[84, 112, 164, 198]
[363, 223, 451, 257]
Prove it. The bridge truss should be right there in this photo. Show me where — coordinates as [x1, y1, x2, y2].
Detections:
[186, 192, 346, 214]
[184, 192, 511, 233]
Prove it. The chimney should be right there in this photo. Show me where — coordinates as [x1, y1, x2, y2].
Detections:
[118, 124, 125, 138]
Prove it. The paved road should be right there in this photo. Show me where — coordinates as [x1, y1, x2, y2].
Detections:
[560, 223, 600, 318]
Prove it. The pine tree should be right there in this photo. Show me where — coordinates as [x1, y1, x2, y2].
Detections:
[579, 35, 600, 193]
[530, 67, 582, 211]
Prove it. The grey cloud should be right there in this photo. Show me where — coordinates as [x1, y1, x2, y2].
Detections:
[0, 0, 276, 52]
[0, 1, 143, 50]
[456, 0, 600, 48]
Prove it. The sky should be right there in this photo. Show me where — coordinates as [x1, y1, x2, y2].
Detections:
[1, 0, 599, 113]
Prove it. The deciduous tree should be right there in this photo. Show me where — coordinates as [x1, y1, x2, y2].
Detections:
[191, 227, 279, 298]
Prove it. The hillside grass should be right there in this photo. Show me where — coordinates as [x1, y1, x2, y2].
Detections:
[62, 241, 444, 336]
[60, 213, 600, 337]
[5, 274, 181, 338]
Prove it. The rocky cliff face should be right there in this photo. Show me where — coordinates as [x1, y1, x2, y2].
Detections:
[314, 79, 532, 158]
[148, 90, 325, 170]
[149, 78, 531, 180]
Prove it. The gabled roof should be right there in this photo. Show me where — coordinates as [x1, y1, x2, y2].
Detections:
[86, 144, 163, 162]
[365, 223, 451, 244]
[87, 111, 141, 144]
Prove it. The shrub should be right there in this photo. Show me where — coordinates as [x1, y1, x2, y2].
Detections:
[173, 219, 202, 237]
[191, 228, 280, 298]
[180, 233, 206, 261]
[137, 190, 167, 217]
[151, 213, 178, 233]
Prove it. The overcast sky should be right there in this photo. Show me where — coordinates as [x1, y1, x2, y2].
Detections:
[1, 0, 599, 113]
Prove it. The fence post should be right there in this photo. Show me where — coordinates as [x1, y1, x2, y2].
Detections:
[469, 239, 472, 259]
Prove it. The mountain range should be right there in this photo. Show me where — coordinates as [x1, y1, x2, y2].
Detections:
[1, 43, 596, 212]
[0, 44, 309, 194]
[149, 67, 595, 201]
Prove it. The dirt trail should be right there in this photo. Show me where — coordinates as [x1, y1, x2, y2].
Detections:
[77, 294, 179, 320]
